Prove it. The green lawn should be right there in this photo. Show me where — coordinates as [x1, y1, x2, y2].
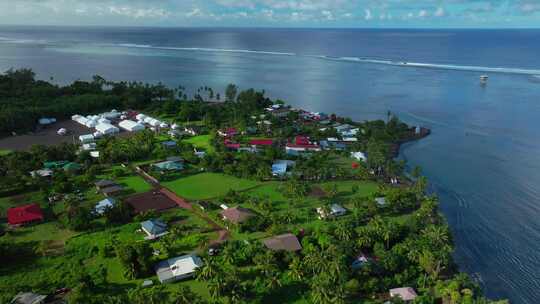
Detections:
[184, 135, 214, 153]
[0, 191, 44, 217]
[117, 175, 153, 193]
[163, 173, 261, 200]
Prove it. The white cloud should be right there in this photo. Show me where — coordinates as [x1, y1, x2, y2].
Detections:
[186, 8, 203, 18]
[435, 7, 445, 17]
[108, 6, 170, 19]
[418, 9, 428, 18]
[321, 10, 335, 21]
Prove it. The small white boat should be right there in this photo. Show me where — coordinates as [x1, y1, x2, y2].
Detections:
[480, 75, 489, 83]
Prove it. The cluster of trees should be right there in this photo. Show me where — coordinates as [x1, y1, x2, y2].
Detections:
[0, 70, 175, 135]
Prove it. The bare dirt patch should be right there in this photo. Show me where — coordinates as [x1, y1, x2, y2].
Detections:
[309, 186, 327, 198]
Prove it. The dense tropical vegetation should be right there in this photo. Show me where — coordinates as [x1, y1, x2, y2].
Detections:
[0, 70, 507, 304]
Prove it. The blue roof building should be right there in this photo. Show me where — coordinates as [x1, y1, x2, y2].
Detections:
[141, 219, 168, 239]
[272, 160, 295, 176]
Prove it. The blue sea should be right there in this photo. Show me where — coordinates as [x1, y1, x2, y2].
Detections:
[1, 26, 540, 303]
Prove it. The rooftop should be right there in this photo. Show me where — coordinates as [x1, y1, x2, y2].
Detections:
[263, 233, 302, 252]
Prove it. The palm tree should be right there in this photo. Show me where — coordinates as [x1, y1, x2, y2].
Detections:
[196, 258, 220, 282]
[288, 257, 304, 281]
[334, 222, 353, 242]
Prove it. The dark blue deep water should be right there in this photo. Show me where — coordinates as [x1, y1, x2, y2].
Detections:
[1, 26, 540, 303]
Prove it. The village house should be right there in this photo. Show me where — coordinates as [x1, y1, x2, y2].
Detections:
[389, 287, 418, 302]
[351, 252, 371, 270]
[263, 233, 302, 252]
[220, 206, 255, 224]
[141, 219, 168, 239]
[351, 152, 367, 162]
[94, 198, 116, 215]
[155, 254, 203, 284]
[152, 159, 184, 172]
[29, 169, 53, 178]
[317, 204, 347, 219]
[285, 136, 321, 155]
[10, 292, 47, 304]
[218, 127, 238, 138]
[7, 203, 44, 227]
[272, 160, 295, 177]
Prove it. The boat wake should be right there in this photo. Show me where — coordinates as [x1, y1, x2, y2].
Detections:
[314, 55, 540, 75]
[2, 37, 540, 76]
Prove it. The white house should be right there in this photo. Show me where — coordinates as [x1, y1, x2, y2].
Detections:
[119, 120, 145, 132]
[155, 254, 203, 284]
[317, 204, 347, 219]
[351, 152, 367, 162]
[82, 143, 97, 151]
[389, 287, 418, 302]
[95, 123, 119, 135]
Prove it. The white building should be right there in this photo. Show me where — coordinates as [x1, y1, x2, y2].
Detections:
[79, 134, 95, 143]
[82, 143, 97, 151]
[95, 123, 119, 135]
[351, 152, 367, 162]
[119, 120, 145, 132]
[155, 254, 203, 284]
[317, 204, 347, 219]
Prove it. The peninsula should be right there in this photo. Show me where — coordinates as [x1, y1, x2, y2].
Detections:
[0, 69, 505, 304]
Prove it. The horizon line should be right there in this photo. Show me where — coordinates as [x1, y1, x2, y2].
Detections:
[1, 24, 540, 30]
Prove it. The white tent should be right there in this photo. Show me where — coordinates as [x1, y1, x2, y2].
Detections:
[85, 120, 97, 128]
[136, 114, 147, 121]
[79, 134, 95, 143]
[97, 118, 111, 124]
[95, 123, 119, 135]
[57, 128, 67, 136]
[119, 120, 145, 132]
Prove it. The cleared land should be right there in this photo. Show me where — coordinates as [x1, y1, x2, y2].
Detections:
[184, 135, 214, 153]
[163, 173, 261, 200]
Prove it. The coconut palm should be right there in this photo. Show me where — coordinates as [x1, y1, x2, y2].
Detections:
[288, 257, 304, 281]
[196, 258, 221, 282]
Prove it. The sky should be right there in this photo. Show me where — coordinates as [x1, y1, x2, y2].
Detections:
[1, 0, 540, 28]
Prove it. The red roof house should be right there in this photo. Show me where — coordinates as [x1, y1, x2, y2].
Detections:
[249, 139, 273, 146]
[295, 136, 310, 146]
[285, 136, 321, 152]
[7, 203, 44, 226]
[219, 128, 238, 138]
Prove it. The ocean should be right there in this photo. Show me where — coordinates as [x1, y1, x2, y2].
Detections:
[1, 26, 540, 303]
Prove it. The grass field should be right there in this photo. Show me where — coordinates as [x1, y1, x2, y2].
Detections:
[117, 175, 153, 193]
[0, 149, 11, 156]
[184, 135, 214, 153]
[163, 173, 261, 200]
